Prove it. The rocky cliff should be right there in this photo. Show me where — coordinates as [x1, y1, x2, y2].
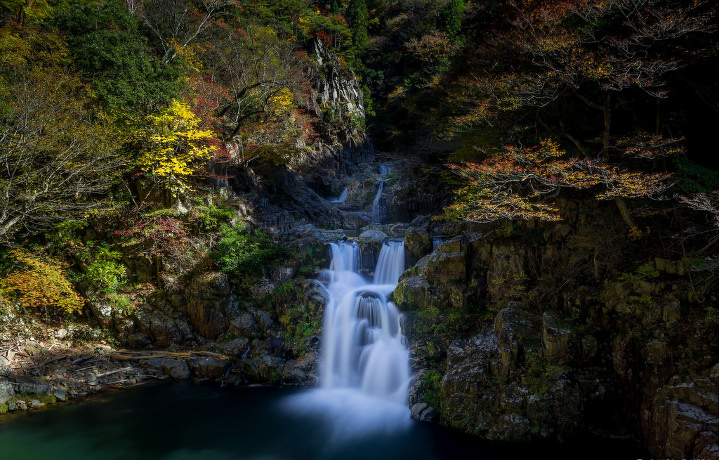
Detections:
[396, 200, 719, 459]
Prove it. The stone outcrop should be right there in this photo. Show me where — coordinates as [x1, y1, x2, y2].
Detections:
[398, 201, 719, 459]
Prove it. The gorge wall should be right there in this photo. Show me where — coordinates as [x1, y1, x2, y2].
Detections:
[395, 199, 719, 459]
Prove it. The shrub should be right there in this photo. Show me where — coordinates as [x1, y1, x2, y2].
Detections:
[0, 249, 85, 316]
[212, 224, 288, 277]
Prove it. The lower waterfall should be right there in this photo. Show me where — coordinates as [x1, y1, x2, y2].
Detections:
[284, 239, 412, 438]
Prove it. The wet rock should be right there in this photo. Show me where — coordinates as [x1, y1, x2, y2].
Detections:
[281, 352, 318, 386]
[359, 229, 388, 244]
[394, 274, 432, 311]
[189, 356, 231, 379]
[425, 251, 467, 283]
[404, 228, 431, 267]
[491, 414, 531, 441]
[493, 306, 541, 374]
[411, 403, 439, 422]
[0, 379, 14, 403]
[145, 358, 191, 380]
[29, 399, 44, 408]
[216, 338, 250, 357]
[14, 377, 52, 395]
[441, 329, 502, 435]
[230, 312, 260, 337]
[53, 387, 67, 402]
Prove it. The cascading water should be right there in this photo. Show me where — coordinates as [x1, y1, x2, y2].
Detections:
[285, 239, 412, 439]
[329, 188, 348, 203]
[320, 240, 409, 400]
[371, 180, 384, 223]
[371, 165, 391, 223]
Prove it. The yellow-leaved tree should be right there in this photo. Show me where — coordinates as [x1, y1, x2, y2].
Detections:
[1, 249, 85, 316]
[137, 99, 217, 193]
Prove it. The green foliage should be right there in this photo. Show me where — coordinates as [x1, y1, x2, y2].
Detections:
[437, 0, 464, 42]
[676, 157, 719, 193]
[347, 0, 368, 52]
[0, 63, 125, 241]
[213, 224, 288, 277]
[420, 369, 443, 409]
[619, 263, 660, 284]
[81, 246, 127, 294]
[414, 304, 481, 366]
[54, 0, 180, 115]
[0, 0, 55, 25]
[11, 393, 57, 405]
[0, 402, 7, 414]
[193, 201, 236, 232]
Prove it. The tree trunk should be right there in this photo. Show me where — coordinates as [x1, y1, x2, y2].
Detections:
[613, 196, 637, 232]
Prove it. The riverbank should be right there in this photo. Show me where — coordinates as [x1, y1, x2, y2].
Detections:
[0, 325, 236, 415]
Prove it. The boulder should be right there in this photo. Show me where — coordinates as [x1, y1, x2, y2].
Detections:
[359, 229, 388, 244]
[189, 356, 231, 379]
[230, 312, 260, 338]
[0, 379, 14, 403]
[53, 387, 67, 402]
[281, 352, 318, 386]
[410, 403, 439, 422]
[404, 228, 431, 266]
[13, 377, 52, 395]
[145, 358, 191, 380]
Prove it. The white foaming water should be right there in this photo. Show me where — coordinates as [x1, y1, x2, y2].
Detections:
[285, 239, 411, 439]
[329, 188, 347, 203]
[371, 180, 384, 223]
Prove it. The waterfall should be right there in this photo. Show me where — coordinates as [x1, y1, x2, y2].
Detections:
[329, 188, 347, 203]
[374, 240, 405, 285]
[320, 240, 409, 402]
[285, 239, 412, 437]
[371, 164, 390, 223]
[371, 180, 384, 223]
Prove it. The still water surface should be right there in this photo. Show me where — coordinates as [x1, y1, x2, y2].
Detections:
[0, 381, 648, 460]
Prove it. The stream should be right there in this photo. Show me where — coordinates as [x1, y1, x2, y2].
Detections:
[0, 238, 650, 459]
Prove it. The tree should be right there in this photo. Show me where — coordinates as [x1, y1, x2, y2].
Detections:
[437, 0, 464, 42]
[347, 0, 368, 52]
[1, 248, 85, 315]
[0, 65, 124, 241]
[453, 0, 716, 154]
[443, 137, 679, 224]
[55, 0, 180, 115]
[136, 99, 217, 193]
[136, 0, 237, 64]
[443, 0, 717, 229]
[201, 24, 303, 150]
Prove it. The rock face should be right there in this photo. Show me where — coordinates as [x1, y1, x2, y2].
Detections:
[440, 307, 585, 440]
[398, 201, 719, 459]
